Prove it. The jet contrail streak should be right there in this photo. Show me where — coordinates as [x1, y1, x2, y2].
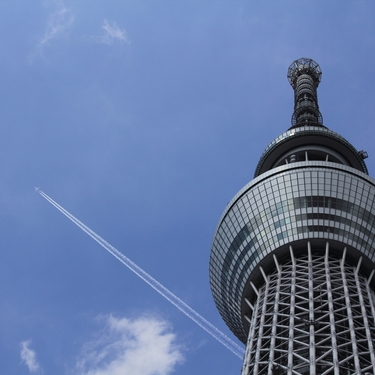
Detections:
[37, 189, 245, 359]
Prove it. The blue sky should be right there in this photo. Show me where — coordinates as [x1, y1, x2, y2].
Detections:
[2, 1, 375, 374]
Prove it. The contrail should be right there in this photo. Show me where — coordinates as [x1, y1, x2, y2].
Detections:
[36, 188, 245, 359]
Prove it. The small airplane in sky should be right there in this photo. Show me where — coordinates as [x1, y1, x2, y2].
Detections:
[34, 187, 40, 192]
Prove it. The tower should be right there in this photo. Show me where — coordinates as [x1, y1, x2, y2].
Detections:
[209, 58, 375, 374]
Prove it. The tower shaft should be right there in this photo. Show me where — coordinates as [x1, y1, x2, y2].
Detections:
[242, 244, 375, 375]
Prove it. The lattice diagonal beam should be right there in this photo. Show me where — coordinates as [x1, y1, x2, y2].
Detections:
[242, 242, 375, 375]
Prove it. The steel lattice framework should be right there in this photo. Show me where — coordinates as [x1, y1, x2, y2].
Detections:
[209, 58, 375, 375]
[287, 58, 323, 127]
[242, 242, 375, 375]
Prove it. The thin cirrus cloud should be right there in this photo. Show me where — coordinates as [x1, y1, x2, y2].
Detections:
[75, 315, 184, 375]
[29, 8, 128, 63]
[29, 3, 74, 63]
[99, 19, 130, 45]
[20, 340, 43, 374]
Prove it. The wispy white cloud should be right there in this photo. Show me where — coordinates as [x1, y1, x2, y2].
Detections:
[99, 19, 130, 45]
[39, 5, 74, 46]
[20, 340, 43, 374]
[29, 2, 74, 63]
[76, 315, 184, 375]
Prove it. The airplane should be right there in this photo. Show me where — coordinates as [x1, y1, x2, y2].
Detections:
[34, 187, 40, 192]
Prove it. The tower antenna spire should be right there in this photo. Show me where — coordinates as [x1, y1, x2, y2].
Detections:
[287, 57, 323, 127]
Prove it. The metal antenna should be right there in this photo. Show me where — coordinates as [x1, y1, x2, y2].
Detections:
[287, 57, 323, 128]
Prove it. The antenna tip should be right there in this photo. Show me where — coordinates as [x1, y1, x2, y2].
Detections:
[287, 57, 322, 88]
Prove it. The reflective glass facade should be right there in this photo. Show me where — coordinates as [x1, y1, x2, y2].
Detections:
[210, 162, 375, 343]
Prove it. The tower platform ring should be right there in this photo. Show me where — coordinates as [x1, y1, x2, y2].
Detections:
[254, 126, 368, 177]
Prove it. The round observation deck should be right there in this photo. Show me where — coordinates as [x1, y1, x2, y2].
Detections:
[254, 126, 368, 177]
[209, 162, 375, 343]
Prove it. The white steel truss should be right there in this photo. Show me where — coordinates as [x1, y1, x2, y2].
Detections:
[242, 242, 375, 375]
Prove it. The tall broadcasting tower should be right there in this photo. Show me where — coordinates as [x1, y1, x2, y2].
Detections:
[209, 58, 375, 375]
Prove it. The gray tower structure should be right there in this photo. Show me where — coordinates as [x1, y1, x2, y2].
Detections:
[209, 58, 375, 375]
